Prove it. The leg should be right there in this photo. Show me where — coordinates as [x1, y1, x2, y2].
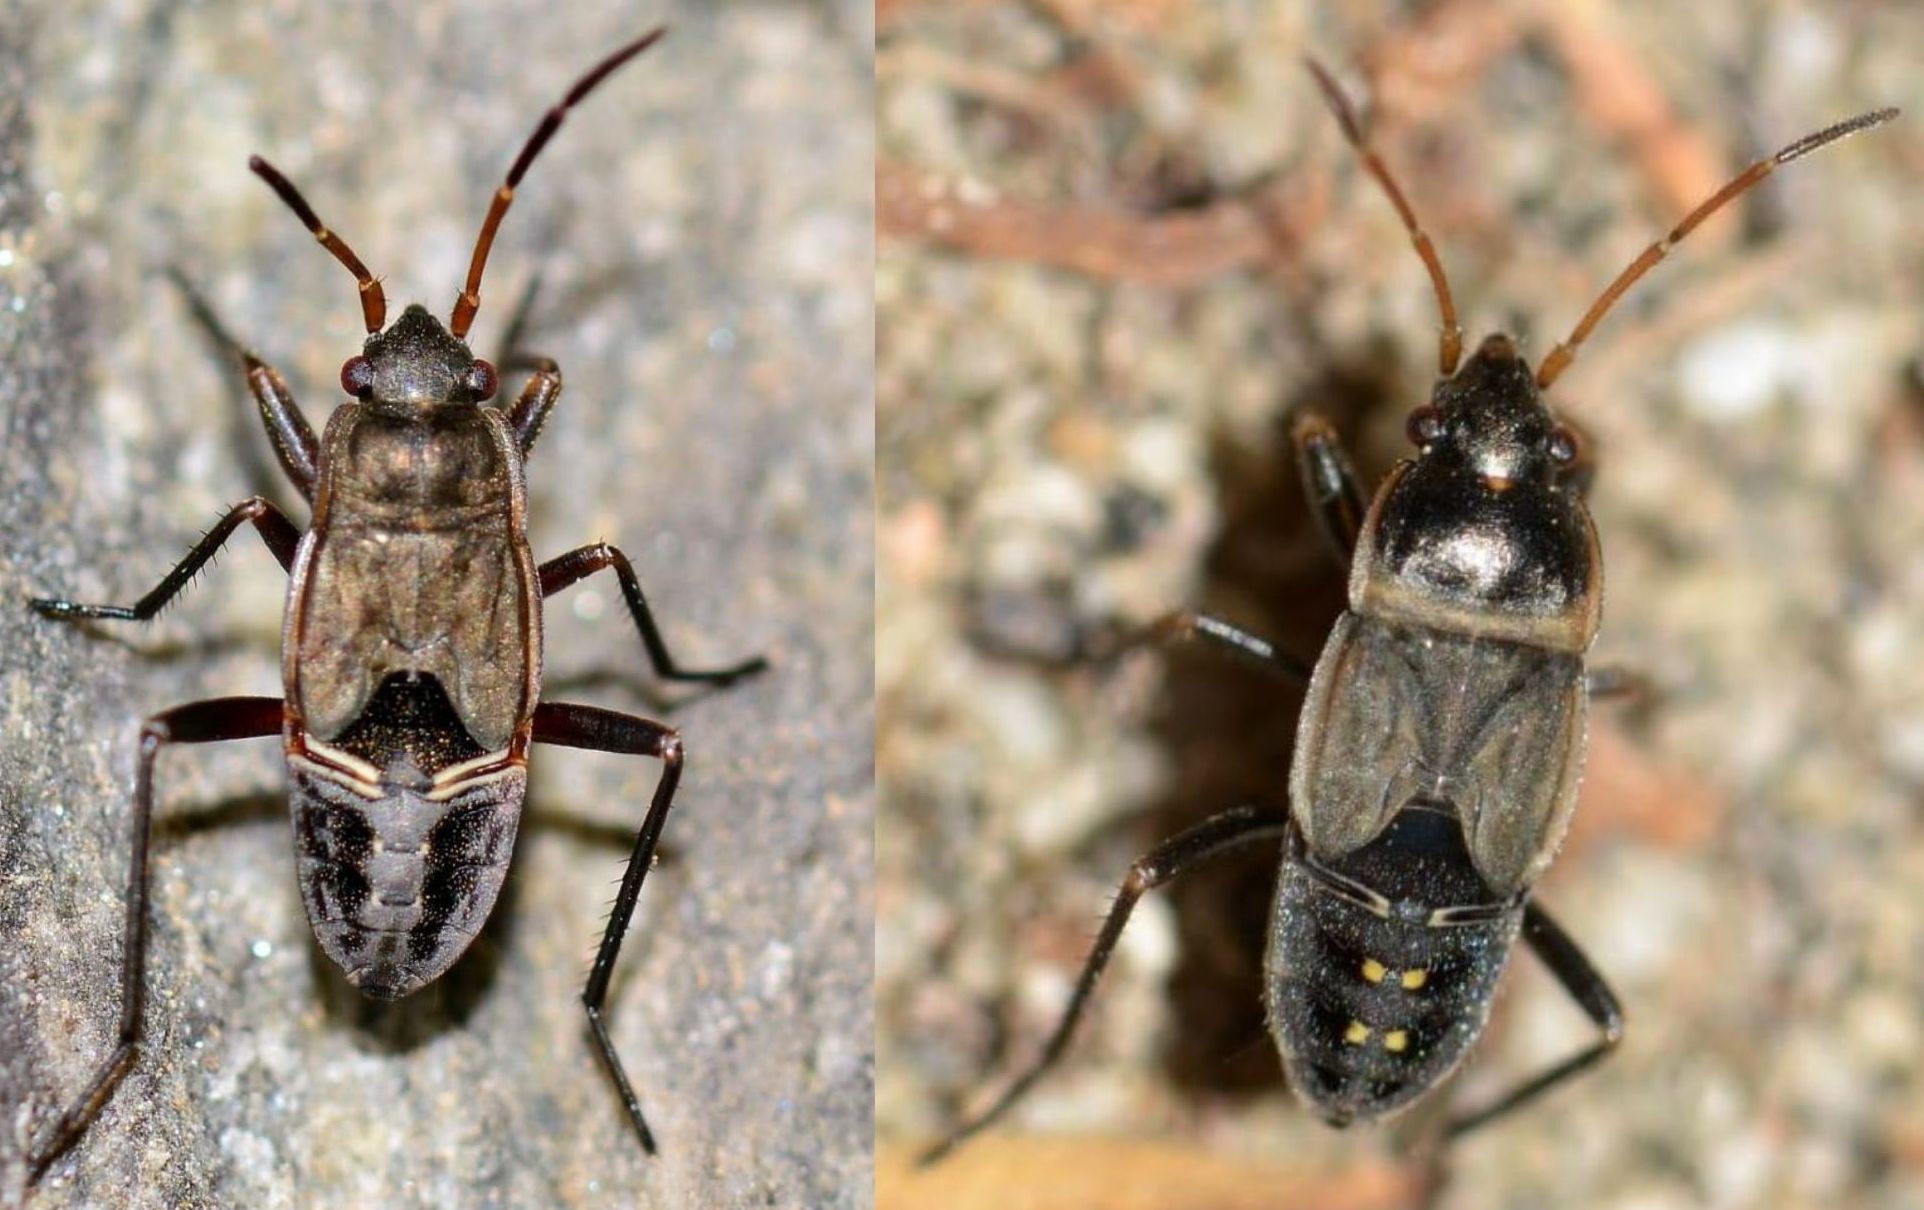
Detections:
[1112, 609, 1311, 683]
[969, 603, 1307, 680]
[493, 274, 564, 458]
[532, 701, 684, 1155]
[1442, 901, 1624, 1140]
[495, 272, 543, 372]
[504, 359, 562, 457]
[920, 805, 1292, 1166]
[169, 270, 321, 496]
[27, 696, 284, 1183]
[241, 358, 322, 499]
[1290, 409, 1367, 567]
[31, 497, 301, 621]
[1585, 664, 1647, 703]
[539, 544, 768, 684]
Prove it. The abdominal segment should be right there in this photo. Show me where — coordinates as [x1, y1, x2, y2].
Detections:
[288, 672, 527, 999]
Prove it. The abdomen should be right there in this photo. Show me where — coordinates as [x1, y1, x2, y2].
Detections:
[1266, 807, 1522, 1125]
[288, 672, 527, 999]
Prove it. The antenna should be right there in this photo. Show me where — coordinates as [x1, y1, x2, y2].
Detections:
[1536, 105, 1899, 390]
[1304, 58, 1465, 376]
[450, 27, 667, 339]
[251, 155, 387, 334]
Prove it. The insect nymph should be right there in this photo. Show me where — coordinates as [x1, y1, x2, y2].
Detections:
[26, 29, 766, 1182]
[925, 62, 1895, 1160]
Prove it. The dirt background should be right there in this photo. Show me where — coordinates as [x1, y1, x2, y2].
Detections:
[0, 0, 873, 1206]
[877, 2, 1923, 1209]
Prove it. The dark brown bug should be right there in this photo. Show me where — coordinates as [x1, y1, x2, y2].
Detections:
[26, 27, 765, 1182]
[924, 61, 1896, 1162]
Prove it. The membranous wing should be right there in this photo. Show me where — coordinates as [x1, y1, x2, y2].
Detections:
[292, 405, 536, 753]
[1289, 613, 1586, 897]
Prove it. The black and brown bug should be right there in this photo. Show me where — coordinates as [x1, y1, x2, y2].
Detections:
[923, 62, 1896, 1162]
[24, 28, 767, 1182]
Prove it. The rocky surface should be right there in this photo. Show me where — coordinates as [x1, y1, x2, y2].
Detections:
[878, 3, 1924, 1209]
[0, 1, 873, 1206]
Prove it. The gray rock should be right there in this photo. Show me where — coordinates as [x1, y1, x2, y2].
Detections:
[0, 1, 873, 1206]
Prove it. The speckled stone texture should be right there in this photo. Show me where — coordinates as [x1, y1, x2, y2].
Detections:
[1, 1, 873, 1206]
[879, 3, 1922, 1209]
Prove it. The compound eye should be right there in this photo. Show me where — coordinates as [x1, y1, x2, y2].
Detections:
[1405, 405, 1444, 448]
[1547, 424, 1581, 466]
[467, 359, 498, 401]
[340, 355, 374, 398]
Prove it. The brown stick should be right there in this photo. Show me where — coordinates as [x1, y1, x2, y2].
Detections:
[878, 160, 1303, 287]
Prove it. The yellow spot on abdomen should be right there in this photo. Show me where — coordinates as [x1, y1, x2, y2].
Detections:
[1384, 1030, 1410, 1053]
[1343, 1020, 1371, 1045]
[1361, 958, 1387, 984]
[1401, 969, 1429, 991]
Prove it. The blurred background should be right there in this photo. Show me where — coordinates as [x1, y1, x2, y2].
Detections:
[1, 1, 872, 1205]
[878, 2, 1922, 1208]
